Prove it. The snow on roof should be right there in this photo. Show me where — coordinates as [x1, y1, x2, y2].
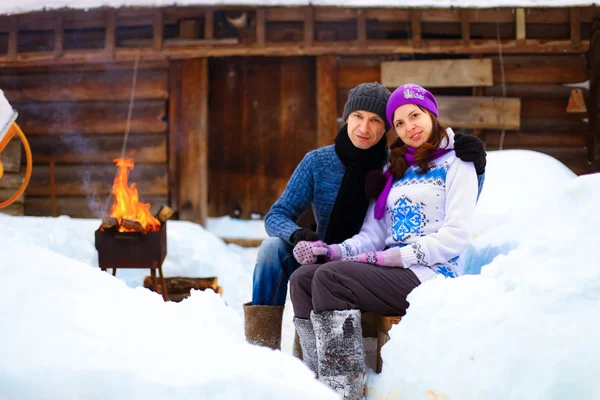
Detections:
[0, 0, 597, 17]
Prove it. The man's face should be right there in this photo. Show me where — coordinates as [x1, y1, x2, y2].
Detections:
[346, 110, 386, 150]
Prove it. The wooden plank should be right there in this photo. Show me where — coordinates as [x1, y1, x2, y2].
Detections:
[304, 7, 314, 47]
[16, 100, 167, 135]
[485, 83, 586, 99]
[520, 117, 587, 133]
[460, 10, 470, 45]
[516, 8, 526, 42]
[0, 190, 24, 204]
[492, 55, 587, 84]
[104, 9, 116, 60]
[317, 55, 338, 148]
[266, 7, 304, 22]
[315, 8, 357, 22]
[0, 202, 24, 216]
[381, 58, 493, 88]
[0, 139, 22, 172]
[410, 10, 422, 43]
[338, 65, 380, 89]
[0, 172, 24, 189]
[204, 10, 214, 40]
[521, 98, 575, 119]
[485, 131, 587, 148]
[54, 15, 64, 58]
[178, 58, 208, 225]
[421, 9, 460, 23]
[570, 8, 581, 48]
[256, 9, 266, 47]
[0, 69, 169, 102]
[0, 39, 591, 68]
[437, 96, 521, 130]
[25, 195, 167, 218]
[526, 8, 570, 24]
[28, 134, 167, 164]
[27, 164, 168, 196]
[153, 10, 164, 52]
[179, 20, 198, 39]
[365, 9, 409, 23]
[168, 60, 181, 213]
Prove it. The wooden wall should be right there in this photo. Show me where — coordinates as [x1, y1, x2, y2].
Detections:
[337, 54, 590, 175]
[207, 56, 317, 219]
[0, 61, 170, 217]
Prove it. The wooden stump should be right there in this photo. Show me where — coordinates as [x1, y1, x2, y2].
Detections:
[143, 276, 222, 302]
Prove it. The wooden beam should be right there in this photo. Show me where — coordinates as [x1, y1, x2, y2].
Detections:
[54, 15, 64, 58]
[204, 10, 214, 40]
[357, 9, 367, 46]
[178, 58, 208, 226]
[104, 9, 116, 60]
[256, 8, 266, 47]
[382, 58, 493, 88]
[168, 61, 181, 213]
[304, 7, 314, 47]
[7, 17, 18, 61]
[437, 96, 521, 130]
[516, 8, 526, 42]
[0, 39, 590, 68]
[317, 55, 338, 148]
[179, 20, 198, 39]
[153, 10, 164, 52]
[460, 10, 470, 45]
[570, 8, 581, 48]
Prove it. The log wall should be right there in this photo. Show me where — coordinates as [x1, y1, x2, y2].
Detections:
[338, 54, 590, 175]
[0, 61, 169, 217]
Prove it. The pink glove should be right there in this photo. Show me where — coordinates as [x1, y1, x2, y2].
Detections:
[342, 247, 405, 267]
[293, 241, 328, 265]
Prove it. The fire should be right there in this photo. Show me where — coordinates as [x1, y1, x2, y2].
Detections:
[110, 157, 160, 232]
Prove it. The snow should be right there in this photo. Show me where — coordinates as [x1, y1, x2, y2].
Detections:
[0, 0, 598, 17]
[206, 215, 268, 239]
[2, 149, 600, 399]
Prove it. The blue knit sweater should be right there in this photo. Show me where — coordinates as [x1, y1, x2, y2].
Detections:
[264, 145, 485, 245]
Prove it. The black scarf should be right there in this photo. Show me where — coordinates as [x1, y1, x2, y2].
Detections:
[324, 125, 388, 244]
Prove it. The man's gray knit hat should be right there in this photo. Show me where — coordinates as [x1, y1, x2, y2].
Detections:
[342, 82, 391, 131]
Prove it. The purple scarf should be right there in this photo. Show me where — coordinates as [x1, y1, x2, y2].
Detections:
[374, 146, 452, 220]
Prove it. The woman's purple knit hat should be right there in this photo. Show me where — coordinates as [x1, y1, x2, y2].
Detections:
[385, 83, 439, 128]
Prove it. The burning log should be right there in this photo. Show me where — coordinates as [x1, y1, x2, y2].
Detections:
[155, 204, 174, 224]
[101, 216, 119, 231]
[143, 276, 219, 294]
[121, 218, 147, 234]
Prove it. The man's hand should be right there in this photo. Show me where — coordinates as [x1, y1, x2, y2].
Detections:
[454, 132, 486, 175]
[290, 228, 320, 245]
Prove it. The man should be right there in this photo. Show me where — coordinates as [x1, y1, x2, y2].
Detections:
[244, 83, 486, 350]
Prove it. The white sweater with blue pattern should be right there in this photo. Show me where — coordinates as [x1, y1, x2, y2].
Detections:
[339, 128, 478, 283]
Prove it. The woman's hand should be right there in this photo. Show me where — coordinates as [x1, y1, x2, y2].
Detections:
[293, 241, 343, 265]
[342, 247, 405, 267]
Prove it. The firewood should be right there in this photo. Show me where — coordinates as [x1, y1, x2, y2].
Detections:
[155, 204, 174, 224]
[121, 218, 147, 234]
[143, 276, 218, 294]
[101, 216, 118, 231]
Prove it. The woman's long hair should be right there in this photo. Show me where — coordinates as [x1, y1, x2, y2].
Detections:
[388, 106, 449, 179]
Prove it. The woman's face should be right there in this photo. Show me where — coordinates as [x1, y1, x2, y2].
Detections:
[346, 110, 386, 150]
[392, 104, 433, 148]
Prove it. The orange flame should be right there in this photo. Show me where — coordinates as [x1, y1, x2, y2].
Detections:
[110, 158, 160, 232]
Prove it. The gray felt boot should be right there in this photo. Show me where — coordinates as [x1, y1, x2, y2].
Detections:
[311, 309, 366, 400]
[293, 317, 318, 377]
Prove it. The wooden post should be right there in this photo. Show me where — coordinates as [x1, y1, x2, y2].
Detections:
[410, 10, 422, 46]
[570, 8, 581, 48]
[153, 10, 164, 52]
[54, 15, 64, 58]
[460, 10, 470, 45]
[50, 159, 56, 217]
[168, 61, 182, 213]
[105, 9, 116, 60]
[588, 20, 600, 172]
[179, 20, 198, 39]
[304, 7, 314, 47]
[256, 8, 266, 47]
[515, 8, 526, 43]
[204, 10, 214, 40]
[317, 55, 338, 148]
[8, 17, 17, 61]
[178, 58, 209, 225]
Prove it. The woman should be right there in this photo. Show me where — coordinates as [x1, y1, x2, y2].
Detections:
[289, 83, 478, 400]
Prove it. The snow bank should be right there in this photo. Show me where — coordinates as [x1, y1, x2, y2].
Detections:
[206, 215, 268, 239]
[368, 172, 600, 400]
[0, 234, 337, 400]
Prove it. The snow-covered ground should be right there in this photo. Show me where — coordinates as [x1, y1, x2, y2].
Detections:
[1, 149, 599, 399]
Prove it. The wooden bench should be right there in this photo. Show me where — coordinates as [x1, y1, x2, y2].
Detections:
[361, 312, 402, 373]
